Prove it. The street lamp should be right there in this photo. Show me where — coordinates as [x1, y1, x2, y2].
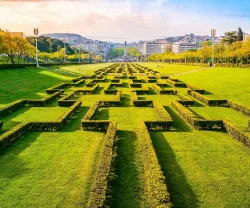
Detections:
[211, 29, 216, 67]
[78, 47, 81, 63]
[34, 28, 39, 67]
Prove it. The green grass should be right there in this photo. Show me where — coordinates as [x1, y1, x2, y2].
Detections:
[190, 106, 250, 130]
[0, 67, 72, 107]
[151, 107, 250, 208]
[172, 67, 250, 105]
[57, 63, 112, 75]
[1, 63, 250, 208]
[139, 62, 204, 75]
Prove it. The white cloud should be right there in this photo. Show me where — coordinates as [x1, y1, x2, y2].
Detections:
[0, 0, 249, 42]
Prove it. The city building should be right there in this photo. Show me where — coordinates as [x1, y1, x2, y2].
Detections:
[172, 42, 200, 54]
[141, 41, 168, 55]
[243, 32, 250, 41]
[82, 41, 112, 58]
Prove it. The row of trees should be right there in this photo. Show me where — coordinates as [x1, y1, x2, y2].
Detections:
[0, 31, 103, 64]
[108, 47, 140, 59]
[149, 38, 250, 65]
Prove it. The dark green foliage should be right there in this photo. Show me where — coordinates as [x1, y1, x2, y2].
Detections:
[57, 92, 77, 107]
[137, 120, 171, 207]
[76, 84, 99, 95]
[237, 27, 244, 41]
[46, 83, 69, 94]
[26, 36, 75, 54]
[223, 120, 250, 147]
[153, 84, 176, 95]
[186, 83, 205, 94]
[0, 121, 3, 130]
[27, 91, 62, 107]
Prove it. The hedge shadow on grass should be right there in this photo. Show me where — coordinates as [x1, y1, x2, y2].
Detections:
[148, 87, 157, 95]
[107, 130, 143, 208]
[95, 87, 104, 94]
[151, 131, 200, 208]
[121, 94, 131, 107]
[0, 131, 41, 179]
[61, 107, 90, 132]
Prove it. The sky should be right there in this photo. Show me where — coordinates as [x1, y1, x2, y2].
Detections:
[0, 0, 250, 42]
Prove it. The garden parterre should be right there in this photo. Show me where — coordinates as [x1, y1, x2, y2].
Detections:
[0, 63, 250, 208]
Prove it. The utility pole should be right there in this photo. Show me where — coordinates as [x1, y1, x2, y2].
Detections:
[34, 28, 39, 67]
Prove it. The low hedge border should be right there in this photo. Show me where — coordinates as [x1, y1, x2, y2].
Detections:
[99, 91, 121, 107]
[132, 85, 149, 95]
[166, 79, 187, 88]
[76, 84, 99, 95]
[27, 91, 63, 107]
[57, 91, 77, 107]
[131, 91, 153, 107]
[171, 100, 224, 130]
[152, 84, 176, 95]
[104, 84, 118, 95]
[185, 83, 205, 94]
[0, 99, 27, 117]
[153, 101, 173, 121]
[188, 91, 228, 107]
[223, 120, 250, 147]
[46, 83, 70, 94]
[227, 100, 250, 117]
[136, 120, 171, 207]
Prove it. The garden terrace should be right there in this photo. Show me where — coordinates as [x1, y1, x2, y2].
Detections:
[0, 63, 249, 208]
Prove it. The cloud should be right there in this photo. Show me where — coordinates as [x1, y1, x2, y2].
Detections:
[0, 0, 249, 42]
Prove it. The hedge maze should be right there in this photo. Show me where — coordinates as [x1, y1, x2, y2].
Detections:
[0, 63, 250, 207]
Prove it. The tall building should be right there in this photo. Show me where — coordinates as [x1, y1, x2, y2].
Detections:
[172, 42, 200, 54]
[141, 41, 168, 55]
[82, 41, 111, 57]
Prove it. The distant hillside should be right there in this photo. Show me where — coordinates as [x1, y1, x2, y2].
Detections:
[42, 33, 88, 46]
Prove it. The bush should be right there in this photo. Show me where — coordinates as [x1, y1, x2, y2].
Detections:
[223, 120, 250, 147]
[0, 122, 32, 148]
[228, 100, 250, 117]
[88, 121, 117, 207]
[83, 101, 100, 120]
[76, 84, 99, 95]
[46, 83, 69, 94]
[27, 91, 62, 107]
[186, 83, 205, 94]
[152, 84, 176, 95]
[136, 120, 171, 207]
[0, 99, 27, 117]
[189, 91, 228, 107]
[153, 101, 172, 121]
[57, 91, 77, 107]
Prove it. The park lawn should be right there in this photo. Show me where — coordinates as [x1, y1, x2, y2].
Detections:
[1, 107, 68, 131]
[57, 63, 112, 75]
[190, 106, 250, 130]
[139, 63, 204, 75]
[150, 106, 250, 208]
[0, 130, 105, 208]
[0, 67, 72, 107]
[173, 67, 250, 106]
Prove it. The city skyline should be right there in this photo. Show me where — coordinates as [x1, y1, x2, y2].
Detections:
[0, 0, 250, 42]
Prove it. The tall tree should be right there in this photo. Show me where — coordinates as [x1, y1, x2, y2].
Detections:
[222, 32, 237, 45]
[237, 27, 244, 41]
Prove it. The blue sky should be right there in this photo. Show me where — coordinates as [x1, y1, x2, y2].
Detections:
[0, 0, 249, 42]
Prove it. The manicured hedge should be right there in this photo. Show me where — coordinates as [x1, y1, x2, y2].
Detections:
[82, 120, 110, 131]
[130, 83, 142, 88]
[57, 91, 77, 107]
[0, 122, 32, 148]
[71, 79, 85, 86]
[228, 100, 250, 117]
[0, 121, 3, 130]
[83, 101, 100, 120]
[152, 84, 176, 95]
[104, 84, 118, 95]
[153, 101, 172, 121]
[132, 85, 149, 95]
[171, 100, 224, 130]
[186, 83, 205, 94]
[166, 79, 186, 88]
[30, 122, 61, 132]
[27, 91, 62, 107]
[46, 83, 69, 94]
[223, 120, 250, 147]
[0, 99, 27, 117]
[136, 120, 171, 207]
[76, 84, 99, 94]
[99, 91, 121, 107]
[189, 91, 228, 107]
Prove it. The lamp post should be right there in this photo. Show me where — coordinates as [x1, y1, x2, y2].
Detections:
[63, 41, 66, 63]
[211, 29, 216, 67]
[34, 28, 39, 67]
[78, 47, 81, 63]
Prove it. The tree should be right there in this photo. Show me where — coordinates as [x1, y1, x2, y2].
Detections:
[222, 32, 237, 45]
[237, 27, 243, 41]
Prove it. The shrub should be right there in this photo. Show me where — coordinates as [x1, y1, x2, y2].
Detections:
[188, 91, 228, 107]
[223, 120, 250, 147]
[153, 101, 172, 121]
[83, 101, 100, 120]
[227, 100, 250, 117]
[76, 84, 99, 95]
[27, 91, 62, 107]
[136, 120, 171, 207]
[185, 83, 205, 94]
[88, 121, 117, 207]
[46, 83, 70, 94]
[152, 84, 176, 95]
[0, 99, 27, 117]
[57, 91, 77, 107]
[0, 122, 32, 148]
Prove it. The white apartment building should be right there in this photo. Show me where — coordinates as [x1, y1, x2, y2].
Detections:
[142, 42, 168, 55]
[82, 41, 111, 57]
[172, 42, 200, 54]
[243, 32, 250, 41]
